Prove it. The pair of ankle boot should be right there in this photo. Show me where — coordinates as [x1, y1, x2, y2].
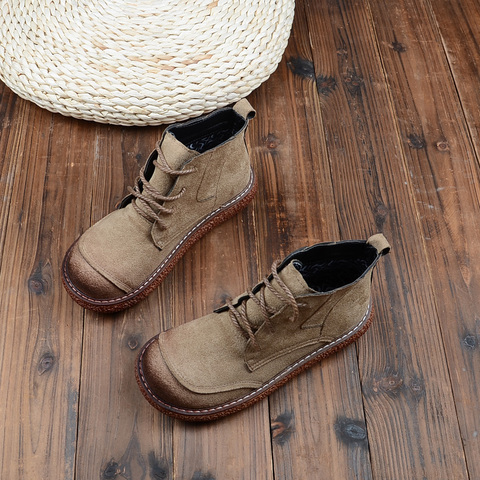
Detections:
[62, 99, 390, 421]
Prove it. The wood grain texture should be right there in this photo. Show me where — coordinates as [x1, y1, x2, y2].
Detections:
[304, 0, 468, 478]
[1, 0, 480, 478]
[428, 0, 480, 155]
[170, 162, 273, 480]
[248, 5, 374, 479]
[369, 0, 480, 477]
[72, 125, 177, 480]
[0, 99, 85, 479]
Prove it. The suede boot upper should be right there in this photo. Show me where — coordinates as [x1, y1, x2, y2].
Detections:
[136, 234, 391, 420]
[62, 99, 256, 311]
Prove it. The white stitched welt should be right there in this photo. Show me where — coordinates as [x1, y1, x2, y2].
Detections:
[139, 304, 371, 415]
[65, 171, 255, 304]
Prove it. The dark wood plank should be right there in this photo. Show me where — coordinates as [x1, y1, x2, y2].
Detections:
[0, 96, 86, 479]
[429, 0, 480, 155]
[248, 6, 374, 479]
[0, 84, 20, 267]
[76, 308, 175, 480]
[369, 0, 480, 477]
[303, 0, 469, 478]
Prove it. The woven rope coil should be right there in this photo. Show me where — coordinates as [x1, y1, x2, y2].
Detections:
[0, 0, 295, 125]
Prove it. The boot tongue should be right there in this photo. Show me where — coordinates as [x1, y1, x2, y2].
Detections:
[243, 260, 314, 329]
[148, 131, 199, 195]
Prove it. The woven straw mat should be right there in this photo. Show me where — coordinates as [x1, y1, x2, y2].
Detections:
[0, 0, 295, 126]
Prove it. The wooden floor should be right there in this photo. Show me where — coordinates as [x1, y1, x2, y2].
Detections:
[1, 0, 480, 478]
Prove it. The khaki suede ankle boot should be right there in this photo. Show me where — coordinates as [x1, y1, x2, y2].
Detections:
[136, 234, 390, 421]
[62, 99, 257, 312]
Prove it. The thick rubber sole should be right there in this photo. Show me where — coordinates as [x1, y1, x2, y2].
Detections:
[62, 171, 257, 313]
[135, 304, 374, 422]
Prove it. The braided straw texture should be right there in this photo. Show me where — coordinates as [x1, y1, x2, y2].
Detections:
[0, 0, 295, 125]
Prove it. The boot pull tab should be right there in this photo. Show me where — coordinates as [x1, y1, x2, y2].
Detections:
[233, 98, 256, 121]
[367, 233, 391, 256]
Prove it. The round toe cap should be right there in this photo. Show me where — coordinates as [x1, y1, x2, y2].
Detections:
[138, 335, 254, 412]
[139, 337, 195, 409]
[63, 241, 125, 300]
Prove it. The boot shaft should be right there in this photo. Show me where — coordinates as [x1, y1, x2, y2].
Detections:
[150, 100, 256, 247]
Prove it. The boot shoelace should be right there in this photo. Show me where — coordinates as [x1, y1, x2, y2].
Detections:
[128, 141, 196, 228]
[227, 261, 300, 344]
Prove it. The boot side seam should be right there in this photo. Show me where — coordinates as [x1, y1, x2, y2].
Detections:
[63, 169, 255, 305]
[138, 303, 372, 415]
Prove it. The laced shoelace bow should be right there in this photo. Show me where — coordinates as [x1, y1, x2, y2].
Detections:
[128, 141, 196, 228]
[227, 261, 300, 344]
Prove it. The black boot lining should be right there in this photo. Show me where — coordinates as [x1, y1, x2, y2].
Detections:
[291, 243, 378, 292]
[169, 109, 245, 153]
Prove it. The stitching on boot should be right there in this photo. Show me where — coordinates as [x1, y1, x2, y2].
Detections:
[64, 170, 255, 304]
[138, 304, 371, 415]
